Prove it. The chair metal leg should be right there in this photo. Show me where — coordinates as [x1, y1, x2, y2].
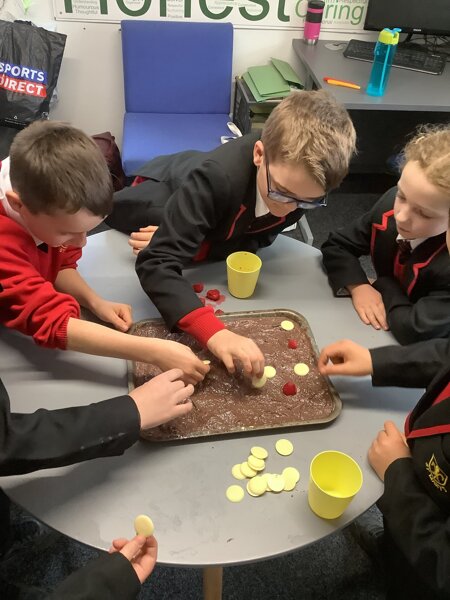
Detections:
[297, 214, 314, 246]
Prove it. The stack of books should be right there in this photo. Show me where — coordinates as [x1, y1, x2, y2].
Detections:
[242, 58, 304, 102]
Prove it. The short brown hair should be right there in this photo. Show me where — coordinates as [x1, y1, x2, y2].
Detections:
[9, 121, 113, 215]
[403, 124, 450, 196]
[261, 90, 356, 191]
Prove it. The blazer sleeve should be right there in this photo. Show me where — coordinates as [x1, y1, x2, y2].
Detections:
[370, 338, 450, 388]
[321, 200, 377, 295]
[135, 159, 230, 331]
[0, 378, 140, 476]
[47, 550, 141, 599]
[378, 458, 450, 597]
[372, 276, 450, 344]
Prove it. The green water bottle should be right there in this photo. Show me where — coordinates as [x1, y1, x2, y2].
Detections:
[367, 28, 401, 97]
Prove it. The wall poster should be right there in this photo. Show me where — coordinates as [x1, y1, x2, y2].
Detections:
[53, 0, 368, 33]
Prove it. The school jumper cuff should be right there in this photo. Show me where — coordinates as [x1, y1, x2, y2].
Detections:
[54, 314, 73, 350]
[178, 306, 226, 346]
[377, 457, 415, 515]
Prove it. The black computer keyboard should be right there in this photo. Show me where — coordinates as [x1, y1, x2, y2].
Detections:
[343, 39, 446, 76]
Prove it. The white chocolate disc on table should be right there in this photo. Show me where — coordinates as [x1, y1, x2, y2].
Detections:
[134, 515, 154, 537]
[282, 467, 300, 491]
[226, 485, 245, 503]
[247, 476, 267, 497]
[280, 320, 294, 331]
[232, 463, 246, 480]
[275, 439, 294, 456]
[251, 374, 267, 388]
[264, 365, 277, 379]
[251, 446, 269, 460]
[294, 363, 309, 376]
[247, 455, 265, 471]
[240, 461, 257, 478]
[267, 474, 286, 493]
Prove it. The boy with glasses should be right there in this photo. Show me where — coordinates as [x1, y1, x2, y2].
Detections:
[106, 91, 356, 375]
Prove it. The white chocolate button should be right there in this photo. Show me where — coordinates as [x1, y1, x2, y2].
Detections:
[247, 476, 267, 497]
[134, 515, 154, 537]
[240, 461, 257, 478]
[275, 439, 294, 456]
[251, 446, 268, 460]
[202, 359, 211, 365]
[232, 463, 246, 480]
[226, 485, 245, 503]
[264, 365, 277, 379]
[247, 455, 265, 471]
[251, 374, 267, 389]
[294, 363, 309, 376]
[267, 474, 286, 493]
[280, 320, 294, 331]
[282, 467, 300, 491]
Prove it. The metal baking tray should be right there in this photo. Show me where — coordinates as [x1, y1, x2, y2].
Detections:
[128, 309, 342, 441]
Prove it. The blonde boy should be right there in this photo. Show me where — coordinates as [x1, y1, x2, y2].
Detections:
[106, 91, 356, 375]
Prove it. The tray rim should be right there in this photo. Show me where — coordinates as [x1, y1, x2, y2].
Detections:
[127, 308, 342, 441]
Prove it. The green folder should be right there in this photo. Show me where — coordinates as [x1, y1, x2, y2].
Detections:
[247, 64, 290, 97]
[271, 58, 304, 89]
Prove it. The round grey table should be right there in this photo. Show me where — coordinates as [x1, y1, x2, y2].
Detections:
[0, 231, 421, 597]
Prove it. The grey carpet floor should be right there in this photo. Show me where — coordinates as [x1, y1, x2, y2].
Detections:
[1, 189, 388, 599]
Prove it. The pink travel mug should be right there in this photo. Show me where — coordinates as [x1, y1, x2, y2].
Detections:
[303, 0, 325, 45]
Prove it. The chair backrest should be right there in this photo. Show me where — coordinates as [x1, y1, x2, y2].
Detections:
[121, 20, 233, 115]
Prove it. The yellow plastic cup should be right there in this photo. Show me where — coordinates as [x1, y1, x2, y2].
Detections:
[308, 451, 363, 519]
[226, 251, 262, 299]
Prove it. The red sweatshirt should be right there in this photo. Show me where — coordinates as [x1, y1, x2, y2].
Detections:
[0, 160, 81, 349]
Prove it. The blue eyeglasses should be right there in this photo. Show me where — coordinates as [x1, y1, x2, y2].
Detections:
[265, 160, 328, 210]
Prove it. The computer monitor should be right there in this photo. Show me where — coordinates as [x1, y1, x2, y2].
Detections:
[364, 0, 450, 37]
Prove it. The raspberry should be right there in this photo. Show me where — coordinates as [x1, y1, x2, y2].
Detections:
[206, 289, 220, 301]
[199, 297, 206, 305]
[288, 339, 298, 349]
[282, 381, 297, 396]
[215, 309, 224, 316]
[192, 283, 204, 293]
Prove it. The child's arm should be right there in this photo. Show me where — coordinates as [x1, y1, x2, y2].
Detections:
[372, 422, 450, 596]
[0, 369, 193, 476]
[47, 538, 152, 599]
[372, 276, 450, 344]
[321, 202, 377, 294]
[135, 163, 265, 377]
[55, 268, 133, 332]
[66, 318, 209, 385]
[318, 338, 449, 389]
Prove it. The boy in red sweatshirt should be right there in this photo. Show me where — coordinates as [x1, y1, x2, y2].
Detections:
[0, 121, 207, 385]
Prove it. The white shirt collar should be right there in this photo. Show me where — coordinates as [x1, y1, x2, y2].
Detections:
[396, 233, 427, 251]
[0, 157, 42, 246]
[255, 178, 270, 218]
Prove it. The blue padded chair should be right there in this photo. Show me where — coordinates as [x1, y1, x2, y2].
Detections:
[121, 20, 234, 176]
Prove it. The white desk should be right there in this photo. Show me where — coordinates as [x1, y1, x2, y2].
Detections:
[0, 232, 420, 571]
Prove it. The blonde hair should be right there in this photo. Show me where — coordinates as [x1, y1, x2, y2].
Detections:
[9, 120, 113, 215]
[261, 90, 356, 191]
[403, 124, 450, 196]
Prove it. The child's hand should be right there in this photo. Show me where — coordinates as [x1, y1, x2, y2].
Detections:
[109, 535, 158, 584]
[318, 339, 373, 377]
[348, 284, 388, 331]
[150, 340, 210, 385]
[128, 226, 159, 255]
[91, 299, 133, 332]
[207, 330, 265, 377]
[129, 368, 194, 428]
[368, 420, 411, 481]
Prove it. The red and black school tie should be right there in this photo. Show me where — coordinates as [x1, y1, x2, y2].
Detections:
[397, 239, 412, 264]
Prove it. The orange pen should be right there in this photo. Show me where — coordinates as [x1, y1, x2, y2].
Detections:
[323, 77, 361, 90]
